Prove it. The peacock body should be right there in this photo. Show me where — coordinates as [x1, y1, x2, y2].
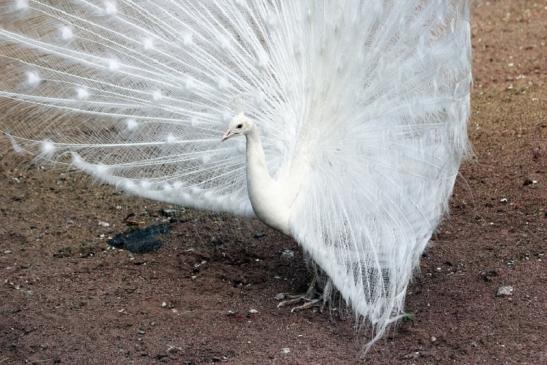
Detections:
[0, 0, 472, 344]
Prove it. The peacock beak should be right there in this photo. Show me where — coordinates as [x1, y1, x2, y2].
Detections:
[221, 129, 234, 142]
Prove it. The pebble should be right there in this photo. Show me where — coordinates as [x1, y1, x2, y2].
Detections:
[254, 231, 266, 239]
[274, 293, 286, 300]
[160, 208, 178, 217]
[523, 178, 537, 186]
[481, 269, 498, 282]
[281, 347, 290, 354]
[496, 285, 514, 297]
[161, 301, 168, 308]
[98, 221, 110, 227]
[167, 345, 181, 354]
[281, 249, 295, 259]
[248, 309, 258, 314]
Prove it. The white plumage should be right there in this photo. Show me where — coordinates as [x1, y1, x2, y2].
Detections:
[0, 0, 471, 345]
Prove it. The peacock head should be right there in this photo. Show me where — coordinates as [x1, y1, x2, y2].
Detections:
[221, 113, 254, 141]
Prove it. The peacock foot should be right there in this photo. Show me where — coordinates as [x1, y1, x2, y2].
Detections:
[276, 292, 326, 312]
[275, 276, 331, 313]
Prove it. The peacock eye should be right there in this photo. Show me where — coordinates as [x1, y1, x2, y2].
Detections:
[236, 124, 243, 129]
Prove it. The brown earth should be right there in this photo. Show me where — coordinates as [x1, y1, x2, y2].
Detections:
[0, 1, 546, 364]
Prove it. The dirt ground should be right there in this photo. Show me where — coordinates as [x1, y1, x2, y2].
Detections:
[0, 1, 546, 364]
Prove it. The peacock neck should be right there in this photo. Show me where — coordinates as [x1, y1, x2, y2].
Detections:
[245, 127, 290, 235]
[245, 127, 269, 182]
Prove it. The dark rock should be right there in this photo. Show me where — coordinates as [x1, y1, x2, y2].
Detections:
[210, 236, 223, 246]
[480, 269, 498, 282]
[53, 247, 72, 258]
[254, 231, 266, 239]
[12, 194, 25, 202]
[160, 208, 180, 218]
[108, 224, 170, 253]
[155, 353, 169, 362]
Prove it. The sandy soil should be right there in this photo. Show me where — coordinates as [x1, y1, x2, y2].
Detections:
[1, 1, 546, 364]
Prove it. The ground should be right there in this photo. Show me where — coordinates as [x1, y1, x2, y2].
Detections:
[0, 1, 546, 364]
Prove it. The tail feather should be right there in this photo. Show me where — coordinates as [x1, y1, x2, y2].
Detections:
[1, 0, 471, 346]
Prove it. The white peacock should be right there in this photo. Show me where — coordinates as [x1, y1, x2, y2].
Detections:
[0, 0, 472, 345]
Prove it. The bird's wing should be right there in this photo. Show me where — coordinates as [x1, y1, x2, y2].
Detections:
[0, 0, 302, 215]
[283, 0, 472, 343]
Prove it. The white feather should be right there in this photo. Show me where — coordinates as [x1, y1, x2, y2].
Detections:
[0, 0, 471, 346]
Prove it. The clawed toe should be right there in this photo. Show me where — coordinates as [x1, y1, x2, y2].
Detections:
[276, 293, 325, 312]
[276, 276, 332, 313]
[289, 297, 323, 312]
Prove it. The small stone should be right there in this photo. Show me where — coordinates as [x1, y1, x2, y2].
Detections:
[98, 221, 110, 227]
[274, 293, 286, 301]
[167, 345, 181, 354]
[12, 195, 24, 202]
[137, 329, 145, 335]
[480, 269, 498, 282]
[500, 198, 508, 203]
[523, 178, 534, 186]
[248, 309, 258, 314]
[4, 250, 12, 254]
[281, 347, 290, 354]
[281, 249, 295, 259]
[496, 285, 513, 297]
[532, 147, 541, 160]
[431, 336, 437, 342]
[161, 301, 167, 308]
[210, 236, 223, 246]
[160, 208, 178, 217]
[403, 351, 421, 359]
[254, 231, 266, 239]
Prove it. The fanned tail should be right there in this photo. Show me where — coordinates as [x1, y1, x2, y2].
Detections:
[0, 0, 472, 347]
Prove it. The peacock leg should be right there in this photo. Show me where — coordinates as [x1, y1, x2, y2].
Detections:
[276, 275, 331, 312]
